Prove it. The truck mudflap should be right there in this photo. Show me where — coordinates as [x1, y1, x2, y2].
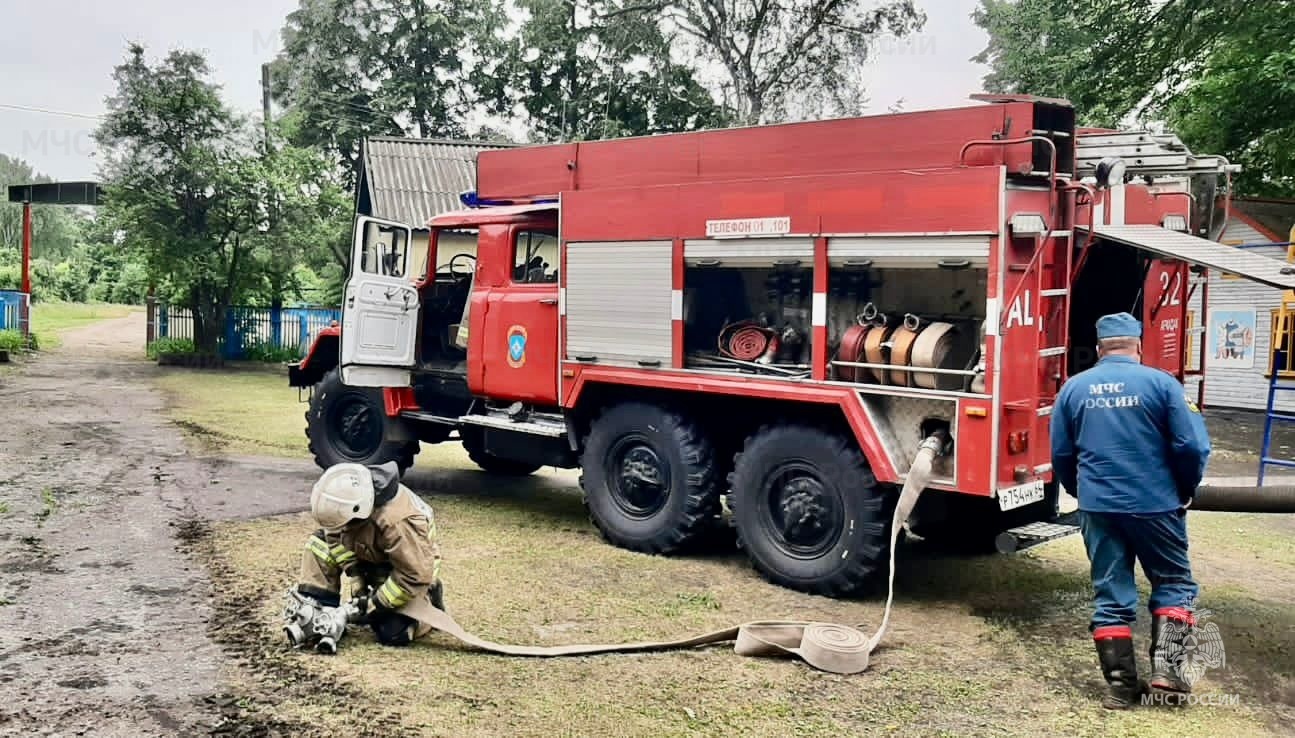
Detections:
[994, 511, 1080, 553]
[288, 362, 310, 388]
[288, 325, 341, 389]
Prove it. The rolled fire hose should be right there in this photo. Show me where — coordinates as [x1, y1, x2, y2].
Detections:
[388, 435, 948, 675]
[863, 324, 896, 384]
[838, 324, 871, 382]
[888, 324, 921, 386]
[910, 321, 958, 391]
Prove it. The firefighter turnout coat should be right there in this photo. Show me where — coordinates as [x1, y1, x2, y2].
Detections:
[297, 484, 441, 623]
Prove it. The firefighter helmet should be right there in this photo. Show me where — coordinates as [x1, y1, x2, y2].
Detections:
[311, 463, 375, 531]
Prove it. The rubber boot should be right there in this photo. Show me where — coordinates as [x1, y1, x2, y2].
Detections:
[1094, 627, 1147, 710]
[429, 580, 446, 612]
[1149, 609, 1194, 693]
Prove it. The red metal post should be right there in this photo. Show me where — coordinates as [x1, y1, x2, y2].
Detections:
[21, 201, 32, 295]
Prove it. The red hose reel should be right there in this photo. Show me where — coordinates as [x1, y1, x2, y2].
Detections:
[719, 321, 780, 363]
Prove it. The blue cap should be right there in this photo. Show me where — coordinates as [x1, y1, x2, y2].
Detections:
[1096, 312, 1142, 339]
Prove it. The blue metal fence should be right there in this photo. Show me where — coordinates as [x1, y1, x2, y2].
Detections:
[0, 291, 29, 333]
[157, 303, 341, 360]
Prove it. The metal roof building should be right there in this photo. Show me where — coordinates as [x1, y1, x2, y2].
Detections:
[356, 137, 514, 229]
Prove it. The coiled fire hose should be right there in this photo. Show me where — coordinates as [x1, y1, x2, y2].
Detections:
[378, 433, 949, 675]
[718, 321, 779, 363]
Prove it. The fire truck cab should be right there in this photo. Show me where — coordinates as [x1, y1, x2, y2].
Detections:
[291, 95, 1295, 596]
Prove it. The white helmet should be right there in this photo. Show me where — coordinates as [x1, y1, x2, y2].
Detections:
[311, 464, 375, 531]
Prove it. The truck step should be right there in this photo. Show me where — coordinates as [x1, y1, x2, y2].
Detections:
[399, 410, 460, 426]
[458, 413, 568, 438]
[994, 512, 1080, 554]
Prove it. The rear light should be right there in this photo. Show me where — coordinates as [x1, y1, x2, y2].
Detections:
[1008, 430, 1029, 454]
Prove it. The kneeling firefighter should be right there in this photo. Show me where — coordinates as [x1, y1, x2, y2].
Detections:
[283, 462, 444, 652]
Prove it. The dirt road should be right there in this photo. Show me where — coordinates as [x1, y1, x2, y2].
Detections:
[0, 312, 319, 736]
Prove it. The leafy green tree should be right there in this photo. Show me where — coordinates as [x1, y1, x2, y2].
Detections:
[621, 0, 925, 124]
[96, 44, 349, 351]
[246, 142, 352, 307]
[974, 0, 1295, 196]
[499, 0, 726, 141]
[272, 0, 508, 182]
[0, 154, 82, 263]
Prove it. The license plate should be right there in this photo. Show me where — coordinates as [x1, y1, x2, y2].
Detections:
[997, 480, 1045, 511]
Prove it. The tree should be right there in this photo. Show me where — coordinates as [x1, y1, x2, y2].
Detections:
[96, 44, 347, 352]
[248, 143, 352, 308]
[0, 154, 81, 262]
[272, 0, 509, 182]
[974, 0, 1295, 196]
[623, 0, 926, 124]
[500, 0, 726, 141]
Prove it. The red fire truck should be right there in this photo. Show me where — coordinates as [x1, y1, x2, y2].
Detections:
[290, 95, 1295, 595]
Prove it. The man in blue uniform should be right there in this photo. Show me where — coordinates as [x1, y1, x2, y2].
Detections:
[1050, 312, 1211, 709]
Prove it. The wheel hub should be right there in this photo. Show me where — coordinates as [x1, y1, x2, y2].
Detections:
[331, 396, 381, 458]
[608, 441, 669, 518]
[764, 466, 843, 557]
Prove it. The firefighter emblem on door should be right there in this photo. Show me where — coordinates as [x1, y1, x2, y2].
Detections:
[506, 325, 528, 368]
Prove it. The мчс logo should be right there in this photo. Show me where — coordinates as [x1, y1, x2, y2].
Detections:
[506, 325, 528, 368]
[1165, 606, 1226, 687]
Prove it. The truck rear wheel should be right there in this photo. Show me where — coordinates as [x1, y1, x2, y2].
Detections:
[580, 402, 719, 554]
[730, 425, 891, 596]
[305, 368, 418, 473]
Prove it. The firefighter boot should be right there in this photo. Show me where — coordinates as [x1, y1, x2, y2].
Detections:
[1150, 611, 1193, 693]
[1095, 631, 1147, 709]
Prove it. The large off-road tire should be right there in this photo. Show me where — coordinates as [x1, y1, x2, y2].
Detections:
[580, 402, 720, 554]
[305, 368, 418, 472]
[461, 434, 543, 476]
[730, 425, 892, 596]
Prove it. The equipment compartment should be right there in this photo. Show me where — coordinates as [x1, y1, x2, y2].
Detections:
[827, 236, 989, 393]
[682, 238, 815, 378]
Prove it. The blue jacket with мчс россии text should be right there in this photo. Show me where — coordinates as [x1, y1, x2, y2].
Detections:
[1049, 355, 1211, 514]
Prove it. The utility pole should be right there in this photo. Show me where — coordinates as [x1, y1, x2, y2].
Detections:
[261, 63, 273, 153]
[20, 200, 31, 336]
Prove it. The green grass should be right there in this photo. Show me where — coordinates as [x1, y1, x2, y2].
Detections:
[209, 491, 1288, 738]
[30, 301, 133, 334]
[36, 487, 57, 524]
[154, 366, 308, 457]
[157, 360, 1295, 736]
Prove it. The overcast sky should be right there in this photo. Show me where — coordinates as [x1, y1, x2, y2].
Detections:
[0, 0, 990, 182]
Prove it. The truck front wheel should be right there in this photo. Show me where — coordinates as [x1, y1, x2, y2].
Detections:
[305, 368, 418, 473]
[580, 402, 720, 554]
[730, 425, 892, 596]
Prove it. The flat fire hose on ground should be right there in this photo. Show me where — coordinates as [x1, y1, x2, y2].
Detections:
[391, 435, 947, 675]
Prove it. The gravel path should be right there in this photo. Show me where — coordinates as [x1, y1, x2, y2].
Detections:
[0, 312, 317, 737]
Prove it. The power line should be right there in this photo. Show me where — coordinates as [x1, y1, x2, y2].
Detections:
[0, 102, 104, 121]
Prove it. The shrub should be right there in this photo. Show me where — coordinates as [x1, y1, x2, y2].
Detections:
[147, 337, 197, 360]
[0, 329, 23, 353]
[242, 341, 303, 363]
